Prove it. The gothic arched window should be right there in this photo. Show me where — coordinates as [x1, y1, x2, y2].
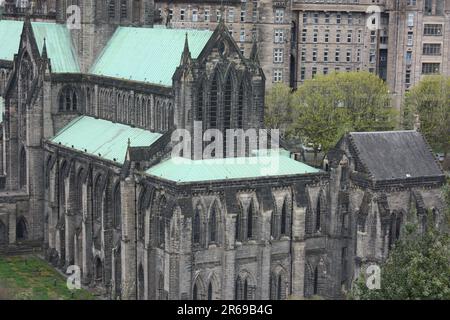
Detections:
[157, 196, 166, 247]
[209, 73, 218, 129]
[237, 83, 244, 128]
[280, 199, 287, 236]
[207, 282, 213, 300]
[247, 201, 254, 239]
[315, 196, 321, 232]
[59, 86, 78, 111]
[76, 168, 84, 212]
[113, 182, 121, 229]
[138, 189, 146, 240]
[19, 147, 27, 189]
[193, 283, 198, 301]
[209, 203, 217, 244]
[224, 74, 232, 155]
[197, 84, 204, 122]
[313, 266, 319, 295]
[93, 174, 103, 221]
[193, 206, 201, 246]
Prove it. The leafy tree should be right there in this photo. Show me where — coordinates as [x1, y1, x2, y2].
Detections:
[264, 83, 293, 137]
[289, 72, 396, 161]
[403, 75, 450, 159]
[351, 221, 450, 300]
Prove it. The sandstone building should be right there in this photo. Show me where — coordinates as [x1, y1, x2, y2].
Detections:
[0, 0, 447, 300]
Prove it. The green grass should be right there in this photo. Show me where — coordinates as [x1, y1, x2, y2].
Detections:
[0, 255, 96, 300]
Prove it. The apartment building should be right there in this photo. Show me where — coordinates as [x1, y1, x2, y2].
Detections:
[155, 0, 294, 88]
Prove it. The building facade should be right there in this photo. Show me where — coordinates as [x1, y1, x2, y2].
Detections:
[0, 0, 447, 300]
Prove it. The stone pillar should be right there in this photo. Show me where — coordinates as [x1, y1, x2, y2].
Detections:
[82, 181, 92, 283]
[222, 214, 237, 300]
[121, 174, 137, 300]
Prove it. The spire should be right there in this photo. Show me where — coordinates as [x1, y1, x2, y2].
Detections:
[219, 1, 225, 25]
[42, 37, 48, 59]
[181, 32, 191, 65]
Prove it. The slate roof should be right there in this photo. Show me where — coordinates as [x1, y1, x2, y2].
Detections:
[50, 116, 162, 164]
[0, 20, 80, 73]
[348, 131, 444, 181]
[89, 26, 213, 87]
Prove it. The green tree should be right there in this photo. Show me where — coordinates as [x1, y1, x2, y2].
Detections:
[264, 83, 293, 137]
[403, 75, 450, 159]
[351, 222, 450, 300]
[289, 72, 396, 161]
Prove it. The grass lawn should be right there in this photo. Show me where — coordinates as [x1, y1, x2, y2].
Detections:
[0, 255, 96, 300]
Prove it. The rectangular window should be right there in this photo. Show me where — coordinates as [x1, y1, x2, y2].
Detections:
[241, 10, 246, 22]
[422, 63, 440, 74]
[180, 8, 185, 21]
[275, 8, 284, 23]
[273, 69, 283, 83]
[228, 8, 234, 22]
[274, 29, 284, 43]
[240, 29, 245, 42]
[424, 24, 443, 36]
[205, 9, 210, 22]
[274, 48, 284, 63]
[423, 43, 441, 56]
[192, 9, 198, 22]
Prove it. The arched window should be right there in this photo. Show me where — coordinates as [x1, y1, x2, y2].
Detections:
[138, 189, 147, 240]
[209, 204, 217, 244]
[247, 201, 253, 239]
[16, 217, 28, 241]
[207, 282, 213, 300]
[276, 274, 284, 300]
[19, 147, 27, 189]
[313, 266, 319, 295]
[280, 199, 287, 236]
[113, 183, 121, 229]
[223, 75, 232, 155]
[235, 274, 254, 300]
[315, 197, 321, 232]
[193, 283, 198, 301]
[157, 196, 166, 247]
[197, 84, 204, 122]
[209, 73, 218, 129]
[120, 0, 127, 19]
[193, 206, 201, 246]
[94, 175, 103, 221]
[59, 161, 67, 216]
[108, 0, 116, 19]
[76, 168, 84, 213]
[243, 279, 248, 299]
[59, 86, 78, 111]
[237, 83, 244, 128]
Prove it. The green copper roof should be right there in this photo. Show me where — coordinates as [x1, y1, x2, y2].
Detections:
[90, 27, 213, 86]
[31, 22, 80, 73]
[146, 155, 321, 183]
[0, 20, 23, 61]
[50, 116, 162, 164]
[0, 20, 79, 72]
